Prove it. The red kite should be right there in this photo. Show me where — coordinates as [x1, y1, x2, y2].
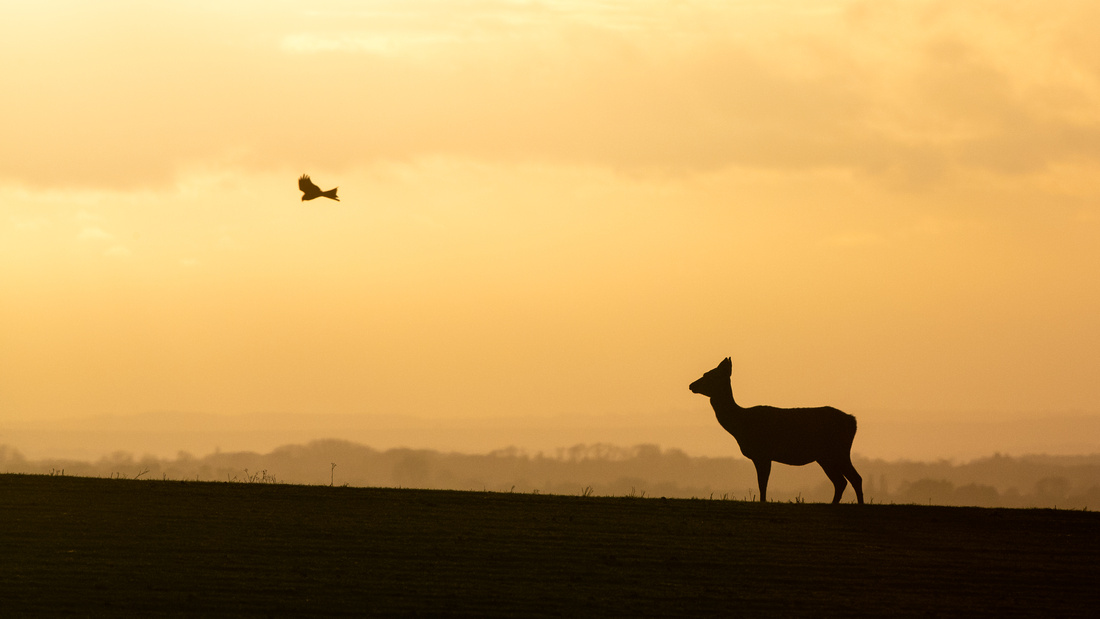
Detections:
[299, 174, 339, 201]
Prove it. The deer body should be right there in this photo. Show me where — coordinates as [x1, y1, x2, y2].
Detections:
[690, 357, 864, 504]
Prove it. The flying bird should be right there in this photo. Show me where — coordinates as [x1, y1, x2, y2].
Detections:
[298, 174, 340, 201]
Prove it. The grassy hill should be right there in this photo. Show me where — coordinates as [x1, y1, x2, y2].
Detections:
[2, 473, 1097, 616]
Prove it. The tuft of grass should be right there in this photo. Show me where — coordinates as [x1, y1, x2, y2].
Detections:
[240, 468, 278, 484]
[581, 486, 594, 498]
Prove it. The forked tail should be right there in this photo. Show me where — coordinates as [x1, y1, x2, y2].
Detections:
[322, 188, 339, 201]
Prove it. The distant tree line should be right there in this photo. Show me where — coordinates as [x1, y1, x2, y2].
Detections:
[2, 442, 1098, 509]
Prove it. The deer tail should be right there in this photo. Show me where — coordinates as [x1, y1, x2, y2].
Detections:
[844, 414, 858, 443]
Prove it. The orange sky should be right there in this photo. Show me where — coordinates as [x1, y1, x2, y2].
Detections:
[3, 1, 1100, 460]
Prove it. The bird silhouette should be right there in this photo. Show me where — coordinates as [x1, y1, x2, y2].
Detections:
[299, 174, 339, 201]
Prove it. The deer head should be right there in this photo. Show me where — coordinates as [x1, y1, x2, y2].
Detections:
[689, 357, 732, 397]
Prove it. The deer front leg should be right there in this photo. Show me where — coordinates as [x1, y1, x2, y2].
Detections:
[753, 459, 772, 503]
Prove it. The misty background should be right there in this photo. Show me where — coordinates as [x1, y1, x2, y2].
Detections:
[5, 408, 1100, 509]
[6, 406, 1100, 509]
[4, 440, 1098, 510]
[6, 410, 1100, 462]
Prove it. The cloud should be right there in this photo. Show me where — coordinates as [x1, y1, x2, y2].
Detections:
[823, 232, 889, 248]
[280, 32, 461, 56]
[1076, 208, 1100, 223]
[12, 216, 51, 232]
[5, 1, 1100, 191]
[217, 235, 240, 250]
[77, 226, 114, 241]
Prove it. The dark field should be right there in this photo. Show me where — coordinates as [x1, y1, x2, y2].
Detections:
[1, 474, 1097, 617]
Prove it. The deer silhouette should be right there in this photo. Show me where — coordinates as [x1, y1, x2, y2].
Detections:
[690, 357, 864, 504]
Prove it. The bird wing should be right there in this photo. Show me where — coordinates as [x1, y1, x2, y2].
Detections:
[299, 174, 320, 193]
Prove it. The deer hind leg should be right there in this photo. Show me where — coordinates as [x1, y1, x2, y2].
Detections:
[819, 460, 849, 504]
[843, 457, 864, 505]
[753, 459, 772, 503]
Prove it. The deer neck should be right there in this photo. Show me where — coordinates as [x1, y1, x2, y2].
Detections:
[708, 384, 744, 436]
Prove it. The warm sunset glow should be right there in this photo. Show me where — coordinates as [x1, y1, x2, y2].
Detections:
[3, 1, 1099, 461]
